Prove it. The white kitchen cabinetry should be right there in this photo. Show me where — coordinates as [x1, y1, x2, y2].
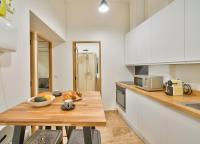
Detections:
[123, 89, 200, 144]
[125, 18, 152, 65]
[139, 95, 168, 144]
[151, 0, 185, 63]
[125, 32, 132, 65]
[166, 107, 200, 144]
[185, 0, 200, 61]
[125, 31, 137, 65]
[126, 89, 139, 131]
[135, 18, 152, 64]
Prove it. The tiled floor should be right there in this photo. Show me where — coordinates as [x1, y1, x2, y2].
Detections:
[63, 111, 144, 144]
[98, 111, 144, 144]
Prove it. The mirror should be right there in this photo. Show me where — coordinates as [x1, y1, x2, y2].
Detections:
[37, 37, 51, 93]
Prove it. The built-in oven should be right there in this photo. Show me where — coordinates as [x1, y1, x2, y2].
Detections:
[116, 85, 126, 112]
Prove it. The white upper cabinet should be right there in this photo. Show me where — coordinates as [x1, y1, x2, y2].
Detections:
[151, 0, 185, 63]
[125, 0, 200, 64]
[135, 18, 152, 64]
[125, 32, 132, 65]
[125, 31, 137, 65]
[185, 0, 200, 61]
[125, 18, 152, 65]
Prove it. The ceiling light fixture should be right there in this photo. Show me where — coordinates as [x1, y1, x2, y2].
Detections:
[98, 0, 110, 13]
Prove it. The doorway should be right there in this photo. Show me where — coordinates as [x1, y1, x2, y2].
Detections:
[73, 41, 102, 93]
[30, 32, 53, 97]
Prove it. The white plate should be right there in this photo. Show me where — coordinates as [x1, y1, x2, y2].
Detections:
[27, 95, 55, 107]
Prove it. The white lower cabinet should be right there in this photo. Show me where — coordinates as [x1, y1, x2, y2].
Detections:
[166, 107, 200, 144]
[126, 89, 139, 131]
[139, 96, 168, 144]
[124, 89, 200, 144]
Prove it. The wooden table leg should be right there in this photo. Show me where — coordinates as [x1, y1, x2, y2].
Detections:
[12, 126, 26, 144]
[83, 127, 93, 144]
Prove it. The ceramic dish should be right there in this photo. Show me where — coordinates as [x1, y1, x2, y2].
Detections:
[27, 95, 55, 107]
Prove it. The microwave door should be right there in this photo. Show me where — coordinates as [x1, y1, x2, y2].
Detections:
[134, 77, 143, 87]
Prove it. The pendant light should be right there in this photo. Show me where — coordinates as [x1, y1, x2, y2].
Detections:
[98, 0, 110, 13]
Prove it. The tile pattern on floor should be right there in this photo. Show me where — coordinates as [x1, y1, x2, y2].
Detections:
[97, 111, 144, 144]
[63, 111, 144, 144]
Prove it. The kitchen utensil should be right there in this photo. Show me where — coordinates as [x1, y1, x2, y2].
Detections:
[52, 90, 62, 97]
[165, 80, 183, 96]
[183, 83, 192, 95]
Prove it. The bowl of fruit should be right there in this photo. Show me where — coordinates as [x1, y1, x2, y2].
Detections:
[63, 90, 82, 101]
[27, 93, 55, 107]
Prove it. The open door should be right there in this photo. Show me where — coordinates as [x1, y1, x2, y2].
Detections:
[73, 41, 102, 93]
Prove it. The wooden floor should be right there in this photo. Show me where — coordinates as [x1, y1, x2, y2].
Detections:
[63, 111, 144, 144]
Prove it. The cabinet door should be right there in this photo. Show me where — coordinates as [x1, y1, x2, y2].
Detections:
[125, 31, 137, 65]
[125, 32, 132, 65]
[126, 89, 139, 131]
[135, 18, 152, 64]
[185, 0, 200, 61]
[139, 96, 168, 144]
[166, 107, 200, 144]
[151, 0, 184, 63]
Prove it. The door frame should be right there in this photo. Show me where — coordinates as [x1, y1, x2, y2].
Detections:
[72, 41, 102, 93]
[30, 32, 53, 97]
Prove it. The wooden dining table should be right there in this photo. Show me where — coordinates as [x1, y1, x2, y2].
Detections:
[0, 91, 106, 144]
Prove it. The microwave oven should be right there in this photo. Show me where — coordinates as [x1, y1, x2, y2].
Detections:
[134, 75, 163, 91]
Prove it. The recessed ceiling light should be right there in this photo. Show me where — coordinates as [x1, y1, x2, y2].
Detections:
[98, 0, 110, 13]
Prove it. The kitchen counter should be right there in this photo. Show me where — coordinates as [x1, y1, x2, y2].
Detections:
[116, 82, 200, 120]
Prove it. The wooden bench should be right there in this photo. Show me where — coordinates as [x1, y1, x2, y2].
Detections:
[68, 129, 101, 144]
[25, 130, 62, 144]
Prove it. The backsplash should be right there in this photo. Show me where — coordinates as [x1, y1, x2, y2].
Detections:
[150, 64, 200, 91]
[127, 64, 200, 91]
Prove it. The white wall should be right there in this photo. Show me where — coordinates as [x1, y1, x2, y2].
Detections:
[53, 0, 132, 110]
[77, 43, 99, 59]
[0, 0, 66, 111]
[38, 51, 49, 78]
[130, 0, 174, 29]
[30, 0, 67, 40]
[0, 0, 30, 111]
[130, 0, 145, 29]
[145, 0, 174, 18]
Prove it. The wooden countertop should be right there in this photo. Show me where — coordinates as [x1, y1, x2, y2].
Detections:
[0, 91, 106, 127]
[116, 82, 200, 120]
